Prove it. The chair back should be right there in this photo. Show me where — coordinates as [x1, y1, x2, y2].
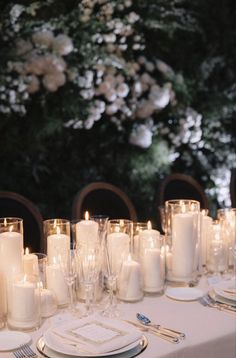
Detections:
[230, 168, 236, 207]
[157, 173, 209, 209]
[0, 191, 44, 252]
[72, 182, 137, 221]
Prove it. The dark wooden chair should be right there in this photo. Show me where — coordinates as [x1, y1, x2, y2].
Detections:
[0, 191, 44, 252]
[230, 168, 236, 207]
[72, 182, 138, 221]
[157, 173, 209, 209]
[156, 173, 209, 232]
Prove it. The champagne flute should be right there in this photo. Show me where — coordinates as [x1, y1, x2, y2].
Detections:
[59, 250, 78, 313]
[77, 243, 102, 315]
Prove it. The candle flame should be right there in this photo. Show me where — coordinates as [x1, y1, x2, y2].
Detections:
[25, 247, 30, 255]
[127, 253, 132, 261]
[53, 219, 57, 228]
[115, 226, 120, 233]
[120, 219, 124, 227]
[147, 220, 152, 230]
[56, 226, 61, 235]
[9, 225, 13, 232]
[180, 201, 186, 213]
[4, 218, 7, 227]
[85, 211, 90, 220]
[52, 256, 57, 265]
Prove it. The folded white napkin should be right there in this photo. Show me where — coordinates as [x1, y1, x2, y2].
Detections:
[44, 314, 142, 355]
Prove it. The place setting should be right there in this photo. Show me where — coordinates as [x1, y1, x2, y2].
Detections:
[36, 314, 148, 358]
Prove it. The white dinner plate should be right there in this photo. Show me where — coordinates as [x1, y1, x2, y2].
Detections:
[165, 287, 204, 301]
[37, 335, 148, 358]
[0, 331, 31, 351]
[43, 317, 142, 357]
[209, 290, 236, 307]
[211, 280, 236, 302]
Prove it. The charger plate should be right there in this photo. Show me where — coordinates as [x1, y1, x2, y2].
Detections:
[37, 335, 148, 358]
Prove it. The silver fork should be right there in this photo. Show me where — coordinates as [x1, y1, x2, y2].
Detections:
[199, 295, 236, 314]
[13, 344, 38, 358]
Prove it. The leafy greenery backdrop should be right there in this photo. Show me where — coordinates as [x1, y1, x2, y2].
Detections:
[0, 0, 235, 227]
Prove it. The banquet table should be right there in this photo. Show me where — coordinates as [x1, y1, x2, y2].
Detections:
[1, 286, 236, 358]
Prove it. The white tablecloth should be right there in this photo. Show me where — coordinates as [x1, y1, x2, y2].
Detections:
[1, 290, 236, 358]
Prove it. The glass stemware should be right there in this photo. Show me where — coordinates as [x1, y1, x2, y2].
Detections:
[59, 250, 78, 313]
[77, 243, 102, 315]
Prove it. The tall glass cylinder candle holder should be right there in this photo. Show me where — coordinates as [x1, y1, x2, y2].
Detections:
[44, 219, 70, 265]
[206, 220, 227, 275]
[0, 218, 23, 317]
[165, 200, 200, 284]
[139, 225, 164, 294]
[132, 222, 148, 261]
[7, 273, 41, 331]
[217, 208, 236, 273]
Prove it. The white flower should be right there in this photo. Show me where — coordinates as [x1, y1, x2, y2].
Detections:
[52, 35, 73, 56]
[116, 83, 129, 98]
[42, 72, 66, 92]
[150, 85, 171, 109]
[26, 75, 40, 94]
[10, 4, 25, 23]
[136, 100, 155, 118]
[32, 31, 54, 48]
[129, 124, 153, 149]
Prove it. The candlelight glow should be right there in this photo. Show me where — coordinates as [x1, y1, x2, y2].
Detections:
[25, 247, 30, 255]
[85, 211, 90, 220]
[9, 225, 13, 232]
[4, 218, 7, 226]
[56, 226, 61, 235]
[147, 221, 152, 230]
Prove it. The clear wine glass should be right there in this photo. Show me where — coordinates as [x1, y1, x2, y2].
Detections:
[59, 250, 78, 313]
[77, 243, 102, 315]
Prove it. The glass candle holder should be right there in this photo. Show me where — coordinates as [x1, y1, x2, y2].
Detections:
[132, 222, 148, 261]
[0, 218, 23, 318]
[206, 220, 227, 275]
[107, 219, 133, 274]
[165, 200, 200, 284]
[7, 273, 41, 331]
[117, 252, 143, 302]
[139, 227, 164, 294]
[217, 208, 236, 273]
[44, 219, 71, 265]
[200, 210, 212, 272]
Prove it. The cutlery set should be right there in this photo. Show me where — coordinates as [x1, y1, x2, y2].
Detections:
[199, 295, 236, 314]
[125, 313, 186, 344]
[13, 344, 38, 358]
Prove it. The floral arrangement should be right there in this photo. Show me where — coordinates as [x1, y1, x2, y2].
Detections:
[0, 0, 235, 219]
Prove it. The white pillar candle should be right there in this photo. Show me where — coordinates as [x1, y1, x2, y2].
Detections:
[23, 248, 39, 276]
[142, 246, 164, 293]
[0, 231, 23, 315]
[47, 232, 70, 265]
[172, 212, 198, 279]
[7, 276, 40, 329]
[107, 232, 129, 273]
[75, 219, 99, 245]
[118, 254, 143, 301]
[40, 288, 57, 317]
[46, 262, 69, 306]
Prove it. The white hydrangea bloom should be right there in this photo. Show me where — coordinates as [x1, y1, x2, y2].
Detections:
[52, 35, 73, 56]
[129, 124, 153, 148]
[32, 31, 54, 48]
